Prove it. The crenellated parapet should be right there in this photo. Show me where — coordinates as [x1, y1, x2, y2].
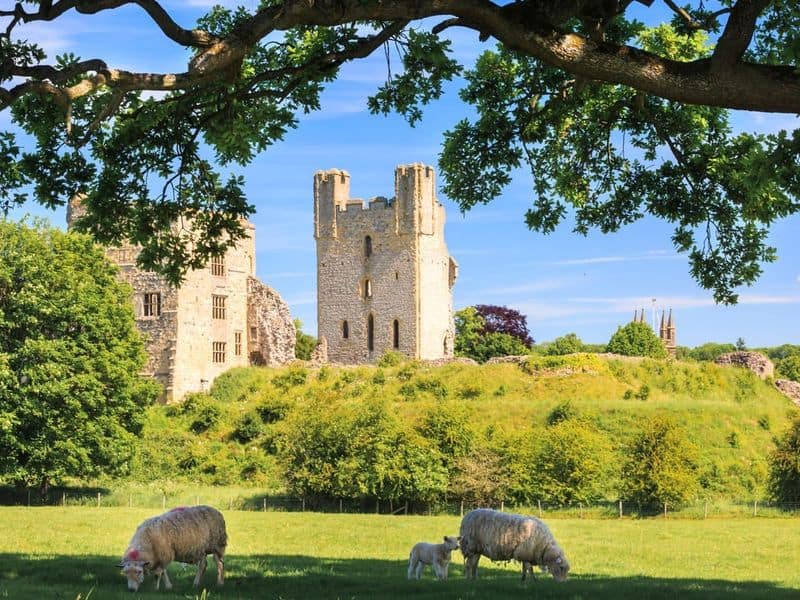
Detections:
[314, 164, 443, 239]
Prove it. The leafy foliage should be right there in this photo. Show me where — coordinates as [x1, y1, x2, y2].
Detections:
[776, 355, 800, 382]
[686, 342, 737, 362]
[454, 306, 530, 362]
[0, 221, 159, 490]
[620, 416, 700, 506]
[294, 319, 317, 361]
[607, 322, 668, 359]
[768, 417, 800, 503]
[473, 304, 534, 346]
[546, 333, 586, 356]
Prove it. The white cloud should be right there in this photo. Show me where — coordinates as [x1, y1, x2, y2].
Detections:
[484, 277, 578, 296]
[544, 252, 681, 266]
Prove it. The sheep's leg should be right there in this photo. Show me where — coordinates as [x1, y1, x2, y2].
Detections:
[161, 568, 172, 591]
[213, 552, 225, 586]
[194, 556, 208, 587]
[415, 561, 424, 579]
[407, 557, 416, 580]
[440, 561, 450, 581]
[153, 568, 162, 590]
[465, 554, 480, 579]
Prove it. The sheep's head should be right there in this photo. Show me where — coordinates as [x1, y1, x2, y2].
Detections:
[443, 536, 461, 551]
[118, 560, 149, 591]
[543, 546, 570, 582]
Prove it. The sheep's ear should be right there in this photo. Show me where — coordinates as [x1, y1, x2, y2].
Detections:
[116, 562, 124, 568]
[443, 536, 448, 542]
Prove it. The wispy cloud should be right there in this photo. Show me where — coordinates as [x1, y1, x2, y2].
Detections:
[543, 252, 682, 267]
[484, 277, 578, 296]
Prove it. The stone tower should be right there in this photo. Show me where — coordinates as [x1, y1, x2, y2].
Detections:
[314, 164, 458, 364]
[67, 196, 295, 402]
[659, 308, 677, 356]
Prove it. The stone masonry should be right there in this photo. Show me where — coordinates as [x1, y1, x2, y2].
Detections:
[314, 164, 458, 364]
[67, 197, 295, 402]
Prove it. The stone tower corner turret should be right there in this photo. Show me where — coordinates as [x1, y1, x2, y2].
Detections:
[314, 169, 351, 240]
[394, 163, 437, 236]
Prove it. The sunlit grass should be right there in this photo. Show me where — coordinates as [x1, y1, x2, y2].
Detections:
[0, 507, 798, 599]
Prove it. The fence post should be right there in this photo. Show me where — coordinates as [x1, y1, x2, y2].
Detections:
[302, 497, 305, 512]
[704, 500, 708, 519]
[460, 499, 464, 517]
[339, 499, 343, 513]
[27, 489, 31, 507]
[162, 494, 166, 510]
[404, 502, 408, 515]
[263, 497, 266, 512]
[619, 500, 623, 518]
[500, 500, 504, 512]
[753, 500, 758, 517]
[63, 492, 67, 507]
[537, 500, 542, 518]
[664, 502, 667, 518]
[579, 503, 583, 519]
[97, 492, 101, 508]
[376, 500, 379, 514]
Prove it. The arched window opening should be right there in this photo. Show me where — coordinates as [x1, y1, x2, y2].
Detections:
[342, 320, 349, 339]
[365, 235, 373, 258]
[367, 314, 374, 352]
[393, 320, 400, 349]
[364, 278, 372, 299]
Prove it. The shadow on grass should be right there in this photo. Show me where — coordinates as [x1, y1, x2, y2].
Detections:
[0, 553, 795, 599]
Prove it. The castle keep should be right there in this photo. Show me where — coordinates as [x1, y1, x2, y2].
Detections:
[314, 164, 458, 363]
[67, 198, 295, 402]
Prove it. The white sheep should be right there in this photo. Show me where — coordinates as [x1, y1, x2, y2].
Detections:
[118, 505, 227, 592]
[407, 535, 461, 580]
[459, 508, 569, 582]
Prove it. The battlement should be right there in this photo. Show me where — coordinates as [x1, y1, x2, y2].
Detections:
[314, 164, 441, 239]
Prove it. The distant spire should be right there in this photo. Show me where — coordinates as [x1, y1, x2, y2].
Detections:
[667, 308, 674, 329]
[659, 310, 666, 336]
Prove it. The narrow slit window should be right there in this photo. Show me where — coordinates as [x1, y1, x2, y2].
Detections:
[365, 235, 372, 257]
[393, 320, 400, 349]
[342, 320, 349, 339]
[367, 314, 374, 352]
[364, 279, 372, 299]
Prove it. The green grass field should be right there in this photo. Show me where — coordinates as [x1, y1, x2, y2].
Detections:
[1, 507, 798, 599]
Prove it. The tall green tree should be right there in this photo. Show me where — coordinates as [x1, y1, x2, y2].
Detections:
[294, 318, 317, 361]
[607, 321, 668, 359]
[620, 416, 699, 507]
[0, 2, 797, 300]
[454, 306, 529, 362]
[0, 221, 160, 491]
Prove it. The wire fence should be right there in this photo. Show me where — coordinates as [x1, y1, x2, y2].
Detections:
[2, 487, 800, 519]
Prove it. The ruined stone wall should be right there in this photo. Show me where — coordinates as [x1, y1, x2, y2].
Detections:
[714, 351, 775, 379]
[314, 164, 455, 364]
[247, 277, 296, 365]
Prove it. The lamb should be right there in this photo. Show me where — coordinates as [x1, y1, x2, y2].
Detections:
[459, 508, 569, 582]
[118, 505, 227, 592]
[407, 535, 461, 580]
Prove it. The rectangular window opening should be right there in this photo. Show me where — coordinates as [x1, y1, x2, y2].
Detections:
[212, 295, 227, 319]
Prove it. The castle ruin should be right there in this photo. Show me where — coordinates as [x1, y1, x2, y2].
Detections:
[67, 198, 296, 402]
[314, 164, 458, 363]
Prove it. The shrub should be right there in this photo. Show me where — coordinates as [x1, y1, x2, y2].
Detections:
[377, 351, 404, 367]
[457, 385, 482, 400]
[233, 412, 264, 443]
[182, 394, 223, 434]
[619, 416, 699, 506]
[372, 369, 386, 385]
[272, 366, 308, 391]
[546, 401, 577, 426]
[768, 416, 800, 503]
[636, 384, 650, 401]
[527, 420, 615, 504]
[546, 333, 585, 355]
[255, 397, 290, 424]
[607, 322, 668, 359]
[776, 355, 800, 382]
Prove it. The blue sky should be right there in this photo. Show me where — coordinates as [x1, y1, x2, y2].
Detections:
[4, 1, 800, 347]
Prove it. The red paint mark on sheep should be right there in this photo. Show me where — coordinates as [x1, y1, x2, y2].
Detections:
[125, 548, 140, 560]
[170, 506, 187, 512]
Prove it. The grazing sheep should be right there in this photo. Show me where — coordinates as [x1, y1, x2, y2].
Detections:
[407, 536, 461, 580]
[459, 508, 569, 582]
[118, 505, 227, 592]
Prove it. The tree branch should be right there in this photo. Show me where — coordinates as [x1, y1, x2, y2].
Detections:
[712, 0, 770, 66]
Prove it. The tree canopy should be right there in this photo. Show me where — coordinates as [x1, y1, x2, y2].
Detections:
[0, 220, 160, 491]
[607, 320, 669, 357]
[0, 1, 798, 300]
